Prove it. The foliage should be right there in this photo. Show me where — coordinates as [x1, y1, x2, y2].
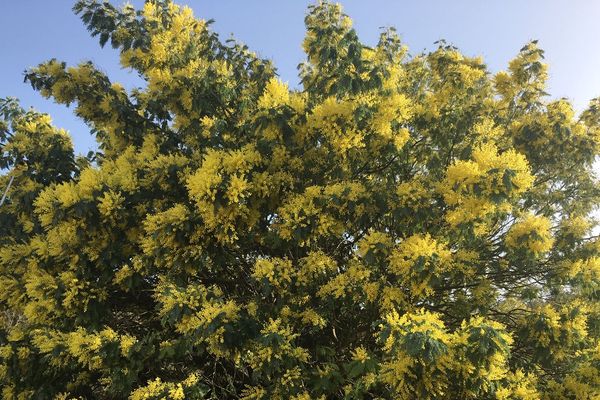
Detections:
[1, 1, 599, 399]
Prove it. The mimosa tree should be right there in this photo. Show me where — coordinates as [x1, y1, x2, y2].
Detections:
[1, 1, 599, 398]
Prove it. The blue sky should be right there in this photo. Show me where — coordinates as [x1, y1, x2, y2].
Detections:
[1, 0, 599, 154]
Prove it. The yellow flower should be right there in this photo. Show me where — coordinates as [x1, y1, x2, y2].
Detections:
[352, 346, 370, 363]
[258, 78, 290, 109]
[506, 214, 554, 254]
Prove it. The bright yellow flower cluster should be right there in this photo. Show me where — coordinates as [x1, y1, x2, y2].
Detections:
[388, 234, 451, 297]
[545, 343, 600, 400]
[370, 92, 413, 150]
[441, 143, 534, 228]
[308, 97, 362, 155]
[244, 318, 309, 372]
[317, 259, 372, 300]
[505, 214, 554, 254]
[521, 302, 588, 360]
[296, 251, 338, 285]
[258, 78, 292, 110]
[154, 281, 240, 357]
[566, 256, 600, 295]
[379, 310, 517, 399]
[379, 309, 452, 398]
[495, 370, 539, 400]
[130, 372, 201, 400]
[252, 258, 294, 290]
[140, 204, 190, 267]
[275, 182, 367, 245]
[186, 145, 262, 243]
[305, 90, 413, 157]
[29, 327, 135, 372]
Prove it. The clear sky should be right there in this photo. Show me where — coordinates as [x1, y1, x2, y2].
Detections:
[1, 0, 600, 154]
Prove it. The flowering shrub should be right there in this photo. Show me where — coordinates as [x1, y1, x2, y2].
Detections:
[0, 1, 599, 398]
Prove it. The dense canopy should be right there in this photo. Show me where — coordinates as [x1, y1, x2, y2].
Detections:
[1, 1, 599, 399]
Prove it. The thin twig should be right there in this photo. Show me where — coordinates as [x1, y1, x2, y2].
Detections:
[0, 174, 14, 207]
